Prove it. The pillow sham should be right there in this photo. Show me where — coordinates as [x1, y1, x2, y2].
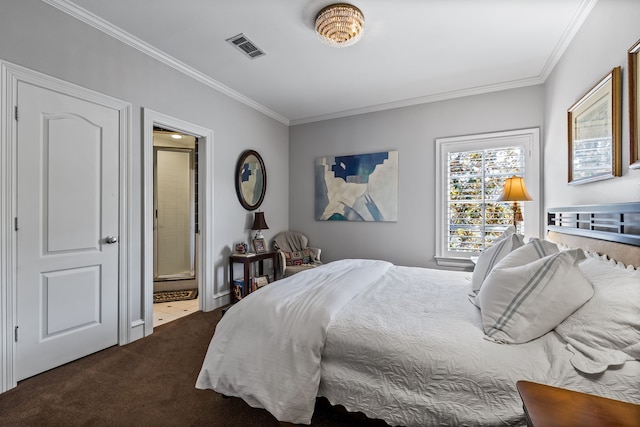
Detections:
[469, 238, 559, 307]
[477, 249, 593, 344]
[471, 226, 523, 294]
[498, 237, 559, 265]
[555, 255, 640, 374]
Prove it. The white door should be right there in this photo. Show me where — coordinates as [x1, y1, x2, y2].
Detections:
[15, 81, 120, 381]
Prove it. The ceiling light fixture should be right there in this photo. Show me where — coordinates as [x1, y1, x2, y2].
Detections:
[315, 3, 364, 48]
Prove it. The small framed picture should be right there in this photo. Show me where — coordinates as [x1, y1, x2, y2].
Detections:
[254, 275, 269, 289]
[232, 280, 244, 302]
[252, 238, 266, 253]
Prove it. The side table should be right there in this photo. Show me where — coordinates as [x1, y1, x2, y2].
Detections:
[229, 251, 278, 303]
[516, 380, 640, 427]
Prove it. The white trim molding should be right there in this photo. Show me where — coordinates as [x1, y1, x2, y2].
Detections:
[43, 0, 289, 126]
[0, 60, 132, 393]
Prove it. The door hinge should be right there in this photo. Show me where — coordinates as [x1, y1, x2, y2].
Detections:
[14, 217, 18, 231]
[14, 326, 18, 342]
[14, 106, 18, 121]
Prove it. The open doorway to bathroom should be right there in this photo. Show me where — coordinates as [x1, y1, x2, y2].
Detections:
[152, 127, 199, 326]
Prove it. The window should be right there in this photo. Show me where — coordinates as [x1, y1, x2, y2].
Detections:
[435, 128, 541, 264]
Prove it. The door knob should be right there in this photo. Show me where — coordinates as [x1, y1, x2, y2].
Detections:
[105, 236, 118, 244]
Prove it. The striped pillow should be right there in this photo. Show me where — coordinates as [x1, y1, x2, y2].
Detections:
[471, 228, 524, 294]
[476, 249, 594, 344]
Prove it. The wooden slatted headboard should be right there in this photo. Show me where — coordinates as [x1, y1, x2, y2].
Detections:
[547, 202, 640, 268]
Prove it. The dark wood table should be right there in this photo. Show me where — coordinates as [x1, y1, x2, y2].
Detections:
[516, 381, 640, 427]
[229, 251, 278, 303]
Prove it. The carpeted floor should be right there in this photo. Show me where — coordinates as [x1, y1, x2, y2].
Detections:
[0, 308, 387, 427]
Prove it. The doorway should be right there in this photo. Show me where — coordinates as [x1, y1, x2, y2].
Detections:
[143, 109, 215, 337]
[152, 129, 199, 326]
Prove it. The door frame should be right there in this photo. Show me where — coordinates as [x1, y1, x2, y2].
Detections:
[142, 109, 214, 336]
[0, 60, 132, 393]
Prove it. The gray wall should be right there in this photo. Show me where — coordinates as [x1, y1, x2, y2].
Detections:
[290, 86, 544, 268]
[544, 0, 640, 206]
[290, 0, 640, 268]
[0, 1, 289, 322]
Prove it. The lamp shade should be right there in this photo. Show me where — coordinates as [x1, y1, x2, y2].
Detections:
[251, 211, 269, 230]
[497, 176, 533, 202]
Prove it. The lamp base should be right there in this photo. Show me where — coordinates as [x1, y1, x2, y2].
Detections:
[512, 202, 523, 227]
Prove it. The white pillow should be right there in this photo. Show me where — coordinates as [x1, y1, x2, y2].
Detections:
[477, 249, 594, 344]
[555, 255, 640, 374]
[499, 237, 559, 265]
[469, 238, 558, 307]
[471, 227, 524, 294]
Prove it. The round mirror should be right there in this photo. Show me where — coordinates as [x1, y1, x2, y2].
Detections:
[235, 150, 266, 211]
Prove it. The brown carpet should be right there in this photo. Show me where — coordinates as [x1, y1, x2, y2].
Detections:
[0, 308, 387, 427]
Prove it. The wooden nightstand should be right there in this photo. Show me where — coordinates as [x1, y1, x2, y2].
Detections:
[516, 381, 640, 427]
[229, 251, 278, 303]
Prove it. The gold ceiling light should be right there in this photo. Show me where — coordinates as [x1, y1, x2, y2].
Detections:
[315, 3, 364, 48]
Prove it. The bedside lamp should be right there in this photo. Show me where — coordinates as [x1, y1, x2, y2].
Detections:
[497, 176, 533, 227]
[251, 211, 269, 239]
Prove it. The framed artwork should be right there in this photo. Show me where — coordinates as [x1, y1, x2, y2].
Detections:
[567, 67, 621, 185]
[252, 238, 266, 253]
[315, 150, 398, 221]
[629, 39, 640, 169]
[232, 280, 244, 302]
[253, 275, 269, 291]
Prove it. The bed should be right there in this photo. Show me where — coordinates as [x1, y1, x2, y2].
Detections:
[196, 203, 640, 426]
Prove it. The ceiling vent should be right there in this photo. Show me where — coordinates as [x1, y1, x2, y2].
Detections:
[226, 33, 265, 59]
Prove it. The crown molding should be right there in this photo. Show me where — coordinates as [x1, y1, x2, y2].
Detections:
[538, 0, 598, 80]
[290, 77, 544, 125]
[42, 0, 290, 126]
[43, 0, 597, 127]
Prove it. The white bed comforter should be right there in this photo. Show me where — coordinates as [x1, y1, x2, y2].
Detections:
[320, 265, 640, 426]
[196, 259, 392, 424]
[197, 260, 640, 426]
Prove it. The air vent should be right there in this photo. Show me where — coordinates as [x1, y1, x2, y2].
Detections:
[226, 33, 265, 59]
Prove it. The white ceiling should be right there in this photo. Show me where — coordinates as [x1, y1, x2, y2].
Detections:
[48, 0, 597, 125]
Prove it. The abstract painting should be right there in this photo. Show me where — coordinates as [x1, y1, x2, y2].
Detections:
[315, 150, 398, 221]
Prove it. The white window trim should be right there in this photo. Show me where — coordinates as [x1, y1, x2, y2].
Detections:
[435, 128, 542, 264]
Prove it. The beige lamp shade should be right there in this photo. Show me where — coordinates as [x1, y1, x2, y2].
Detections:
[497, 176, 533, 202]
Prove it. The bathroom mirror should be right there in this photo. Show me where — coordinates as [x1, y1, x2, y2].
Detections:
[235, 150, 266, 210]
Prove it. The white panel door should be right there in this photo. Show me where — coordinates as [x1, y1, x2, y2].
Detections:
[16, 81, 120, 381]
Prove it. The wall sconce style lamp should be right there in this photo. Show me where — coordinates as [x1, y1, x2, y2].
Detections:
[251, 211, 269, 239]
[497, 176, 533, 227]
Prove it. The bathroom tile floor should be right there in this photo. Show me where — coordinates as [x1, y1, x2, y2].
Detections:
[153, 298, 199, 327]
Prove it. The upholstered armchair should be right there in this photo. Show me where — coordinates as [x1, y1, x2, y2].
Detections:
[272, 231, 322, 277]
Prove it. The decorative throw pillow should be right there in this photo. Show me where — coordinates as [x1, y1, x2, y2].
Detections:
[555, 255, 640, 374]
[284, 248, 313, 266]
[471, 226, 524, 294]
[476, 249, 593, 344]
[469, 238, 558, 307]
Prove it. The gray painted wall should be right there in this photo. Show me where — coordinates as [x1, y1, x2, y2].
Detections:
[544, 0, 640, 206]
[0, 1, 289, 322]
[290, 86, 544, 268]
[290, 0, 640, 268]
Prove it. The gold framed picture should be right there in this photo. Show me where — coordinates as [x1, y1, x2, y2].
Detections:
[252, 238, 266, 254]
[567, 67, 621, 185]
[629, 39, 640, 169]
